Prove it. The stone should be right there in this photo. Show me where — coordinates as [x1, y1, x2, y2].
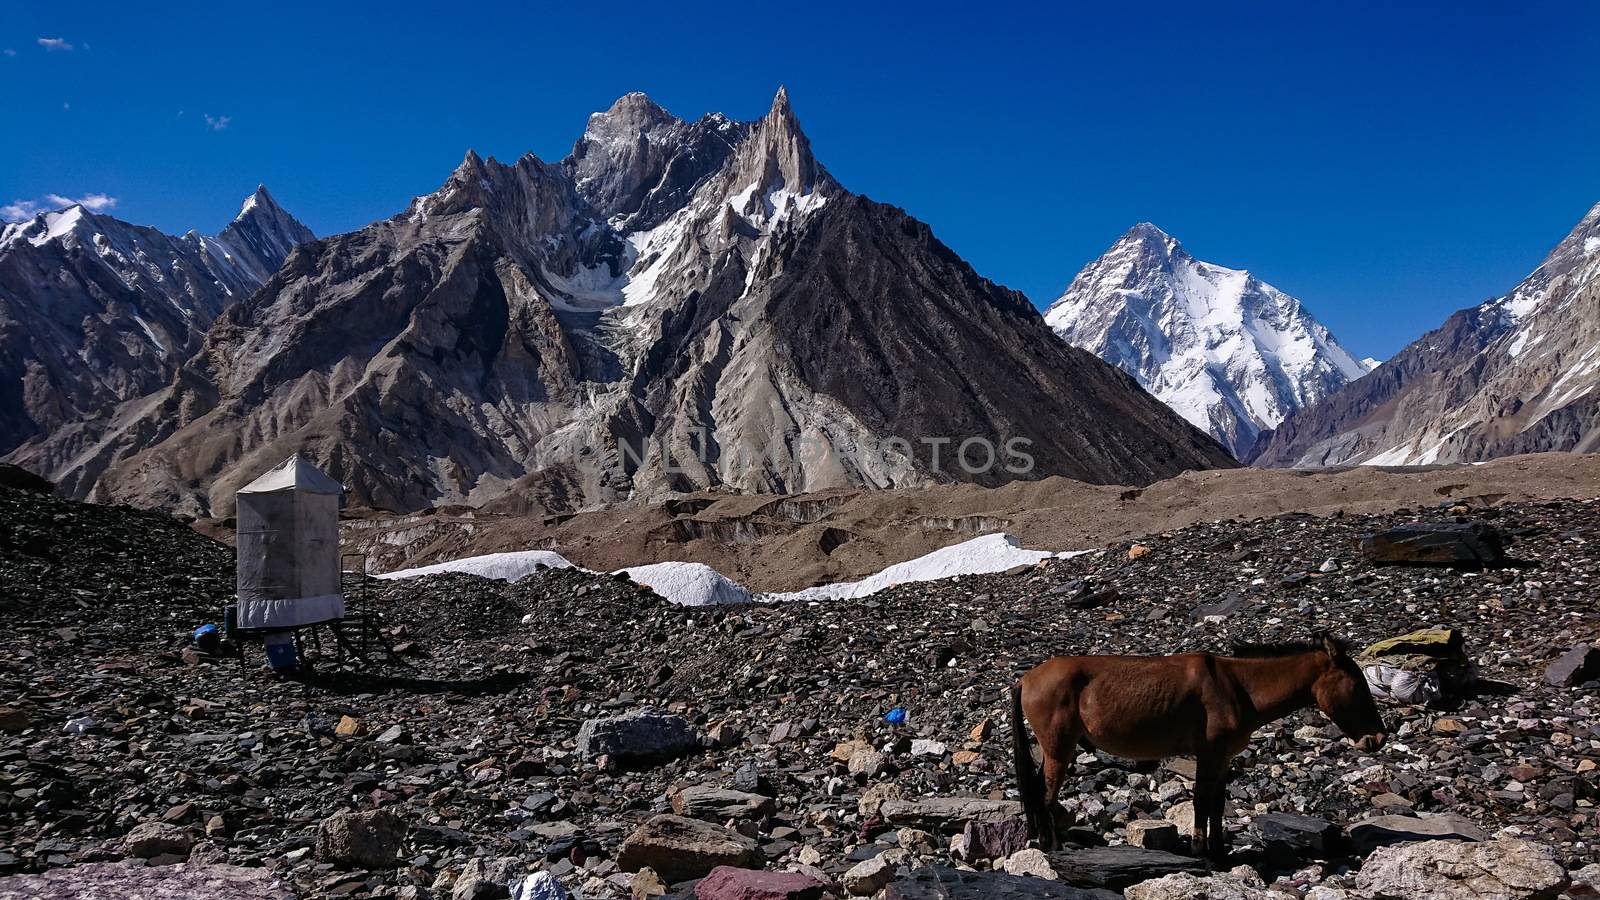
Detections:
[1567, 864, 1600, 900]
[950, 750, 981, 766]
[0, 862, 294, 899]
[1249, 811, 1340, 857]
[577, 709, 699, 763]
[335, 715, 364, 737]
[315, 808, 406, 869]
[616, 814, 759, 882]
[629, 868, 668, 900]
[693, 866, 828, 900]
[510, 871, 570, 900]
[1124, 820, 1181, 852]
[847, 749, 890, 778]
[1354, 838, 1568, 899]
[1045, 847, 1207, 890]
[1359, 522, 1507, 567]
[895, 828, 937, 855]
[122, 821, 195, 859]
[858, 782, 902, 817]
[878, 798, 1023, 832]
[1128, 545, 1152, 560]
[957, 818, 1028, 862]
[1544, 644, 1600, 686]
[0, 707, 29, 733]
[453, 856, 525, 900]
[885, 866, 1120, 899]
[1345, 813, 1488, 856]
[844, 851, 905, 896]
[999, 848, 1058, 879]
[671, 786, 774, 821]
[1124, 871, 1277, 900]
[374, 724, 407, 743]
[909, 739, 946, 757]
[969, 718, 993, 741]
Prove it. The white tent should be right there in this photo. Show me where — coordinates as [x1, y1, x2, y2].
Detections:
[235, 454, 346, 629]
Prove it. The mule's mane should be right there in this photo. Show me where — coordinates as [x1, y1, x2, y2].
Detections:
[1228, 640, 1329, 658]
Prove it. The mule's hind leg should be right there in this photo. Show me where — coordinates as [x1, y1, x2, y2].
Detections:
[1039, 749, 1073, 850]
[1195, 755, 1231, 861]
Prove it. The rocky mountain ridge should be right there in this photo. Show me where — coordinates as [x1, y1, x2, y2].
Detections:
[0, 187, 313, 460]
[55, 89, 1232, 516]
[1255, 201, 1600, 466]
[1045, 224, 1372, 459]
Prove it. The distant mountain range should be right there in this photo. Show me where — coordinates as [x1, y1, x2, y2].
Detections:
[0, 187, 311, 464]
[1045, 223, 1373, 458]
[2, 90, 1231, 515]
[1254, 202, 1600, 466]
[2, 91, 1594, 511]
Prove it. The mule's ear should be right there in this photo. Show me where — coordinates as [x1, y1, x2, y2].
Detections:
[1319, 632, 1344, 658]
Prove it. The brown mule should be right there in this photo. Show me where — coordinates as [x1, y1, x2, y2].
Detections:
[1010, 634, 1386, 858]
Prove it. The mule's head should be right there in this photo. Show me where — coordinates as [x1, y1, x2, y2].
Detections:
[1311, 634, 1387, 751]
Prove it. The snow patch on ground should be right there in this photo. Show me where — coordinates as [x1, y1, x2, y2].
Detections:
[764, 533, 1085, 603]
[616, 561, 752, 606]
[378, 550, 575, 582]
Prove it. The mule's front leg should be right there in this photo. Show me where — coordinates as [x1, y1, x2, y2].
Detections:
[1207, 769, 1230, 859]
[1194, 755, 1231, 862]
[1190, 774, 1213, 859]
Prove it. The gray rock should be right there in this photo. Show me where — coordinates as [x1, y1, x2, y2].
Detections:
[1124, 870, 1278, 900]
[121, 821, 195, 859]
[1544, 644, 1599, 686]
[1354, 838, 1568, 899]
[1124, 820, 1181, 852]
[1249, 811, 1340, 857]
[1045, 847, 1207, 890]
[879, 798, 1023, 833]
[316, 808, 406, 869]
[576, 709, 699, 763]
[958, 818, 1029, 862]
[886, 866, 1120, 899]
[0, 862, 294, 900]
[844, 851, 905, 896]
[1346, 813, 1487, 856]
[615, 814, 759, 882]
[670, 786, 773, 821]
[1359, 522, 1507, 567]
[452, 856, 525, 900]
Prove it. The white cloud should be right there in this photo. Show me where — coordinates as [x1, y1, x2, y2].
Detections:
[0, 201, 39, 222]
[0, 192, 119, 222]
[204, 114, 231, 131]
[3, 49, 16, 57]
[37, 37, 73, 51]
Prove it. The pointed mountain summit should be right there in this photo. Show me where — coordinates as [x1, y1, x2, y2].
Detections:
[48, 90, 1231, 516]
[1045, 224, 1372, 459]
[0, 189, 314, 464]
[1257, 201, 1600, 466]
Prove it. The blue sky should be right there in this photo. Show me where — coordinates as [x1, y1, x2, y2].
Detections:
[3, 1, 1596, 359]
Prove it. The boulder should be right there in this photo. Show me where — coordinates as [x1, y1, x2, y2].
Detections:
[1045, 847, 1207, 890]
[1354, 838, 1568, 899]
[1544, 644, 1600, 687]
[1249, 811, 1340, 857]
[878, 798, 1023, 832]
[671, 786, 774, 821]
[452, 856, 525, 900]
[1359, 522, 1507, 567]
[885, 866, 1120, 899]
[844, 851, 905, 896]
[316, 808, 406, 869]
[999, 848, 1057, 879]
[693, 866, 827, 900]
[0, 862, 293, 899]
[1124, 870, 1278, 900]
[576, 709, 699, 763]
[1345, 813, 1487, 856]
[616, 814, 760, 882]
[957, 818, 1028, 862]
[1567, 864, 1600, 900]
[1124, 820, 1180, 852]
[121, 821, 195, 859]
[0, 707, 29, 733]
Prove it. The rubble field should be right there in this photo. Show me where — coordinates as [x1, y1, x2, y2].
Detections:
[1, 482, 1598, 899]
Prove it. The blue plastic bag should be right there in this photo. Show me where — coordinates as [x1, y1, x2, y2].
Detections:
[884, 707, 907, 725]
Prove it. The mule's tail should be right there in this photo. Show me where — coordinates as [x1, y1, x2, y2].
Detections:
[1010, 681, 1045, 842]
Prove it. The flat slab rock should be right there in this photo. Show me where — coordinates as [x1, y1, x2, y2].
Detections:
[1044, 846, 1208, 890]
[1359, 522, 1508, 567]
[1354, 837, 1569, 899]
[0, 862, 293, 900]
[878, 798, 1023, 832]
[886, 866, 1120, 899]
[1346, 813, 1488, 856]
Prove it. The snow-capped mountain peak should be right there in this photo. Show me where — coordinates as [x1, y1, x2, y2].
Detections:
[1045, 224, 1372, 459]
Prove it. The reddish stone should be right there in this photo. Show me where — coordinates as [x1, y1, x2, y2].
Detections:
[694, 866, 827, 900]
